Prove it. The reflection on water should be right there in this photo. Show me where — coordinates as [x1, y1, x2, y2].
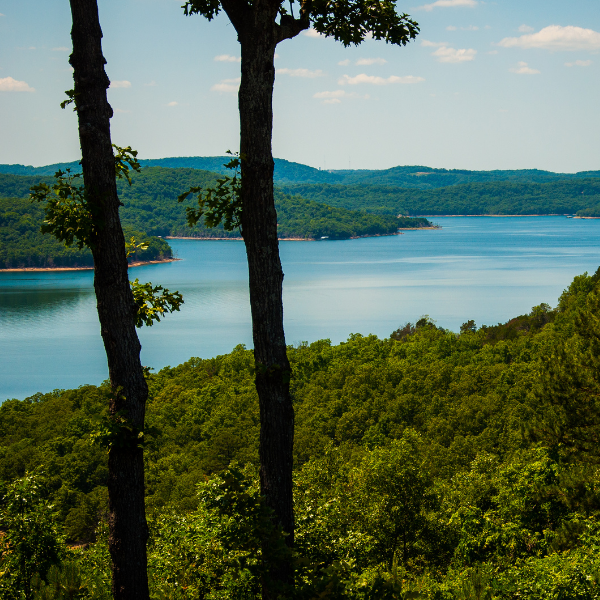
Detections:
[0, 288, 93, 319]
[2, 217, 600, 401]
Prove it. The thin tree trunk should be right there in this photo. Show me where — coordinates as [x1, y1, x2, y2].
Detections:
[68, 2, 150, 598]
[238, 20, 295, 598]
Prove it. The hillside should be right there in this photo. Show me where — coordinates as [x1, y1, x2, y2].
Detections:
[329, 165, 600, 189]
[3, 269, 600, 598]
[2, 157, 599, 188]
[0, 196, 173, 269]
[0, 168, 429, 251]
[279, 179, 600, 216]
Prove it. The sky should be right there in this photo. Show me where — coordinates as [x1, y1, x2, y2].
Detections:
[0, 0, 599, 172]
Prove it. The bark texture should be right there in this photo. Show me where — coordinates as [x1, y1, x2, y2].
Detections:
[229, 6, 296, 597]
[68, 2, 150, 598]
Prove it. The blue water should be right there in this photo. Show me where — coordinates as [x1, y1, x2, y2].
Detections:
[1, 216, 599, 401]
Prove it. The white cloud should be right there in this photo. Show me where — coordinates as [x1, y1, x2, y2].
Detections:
[313, 89, 370, 104]
[518, 25, 534, 33]
[420, 0, 477, 11]
[302, 29, 324, 38]
[210, 78, 240, 93]
[499, 25, 600, 52]
[338, 59, 350, 66]
[432, 46, 477, 62]
[214, 54, 240, 62]
[52, 46, 70, 52]
[110, 80, 131, 88]
[314, 90, 346, 99]
[144, 80, 158, 87]
[277, 68, 324, 78]
[565, 59, 592, 67]
[421, 39, 448, 47]
[356, 57, 387, 65]
[0, 13, 5, 16]
[509, 61, 540, 75]
[338, 73, 424, 85]
[0, 76, 35, 92]
[166, 101, 178, 106]
[445, 25, 478, 31]
[487, 50, 498, 55]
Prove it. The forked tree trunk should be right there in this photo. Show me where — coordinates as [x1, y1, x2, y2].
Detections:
[68, 2, 150, 598]
[238, 17, 295, 599]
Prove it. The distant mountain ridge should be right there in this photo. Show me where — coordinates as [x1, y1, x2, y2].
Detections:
[1, 157, 598, 189]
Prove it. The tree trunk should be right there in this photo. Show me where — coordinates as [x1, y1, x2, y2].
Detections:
[238, 18, 295, 598]
[68, 2, 150, 598]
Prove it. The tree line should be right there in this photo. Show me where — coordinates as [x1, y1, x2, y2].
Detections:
[0, 168, 432, 256]
[0, 197, 172, 269]
[279, 179, 600, 216]
[3, 159, 599, 190]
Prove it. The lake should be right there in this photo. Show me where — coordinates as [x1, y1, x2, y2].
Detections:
[2, 216, 599, 401]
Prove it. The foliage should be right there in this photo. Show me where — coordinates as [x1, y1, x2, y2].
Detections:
[177, 153, 242, 233]
[2, 158, 600, 188]
[0, 168, 431, 244]
[130, 279, 184, 328]
[147, 466, 292, 600]
[29, 170, 96, 250]
[3, 270, 600, 597]
[279, 179, 600, 216]
[0, 473, 63, 600]
[0, 196, 171, 269]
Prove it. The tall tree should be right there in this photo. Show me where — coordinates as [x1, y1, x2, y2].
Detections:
[65, 1, 153, 597]
[183, 1, 419, 596]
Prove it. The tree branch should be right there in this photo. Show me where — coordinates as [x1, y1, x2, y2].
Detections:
[276, 13, 310, 43]
[220, 0, 252, 35]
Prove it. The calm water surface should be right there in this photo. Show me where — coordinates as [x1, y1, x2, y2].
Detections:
[1, 216, 599, 400]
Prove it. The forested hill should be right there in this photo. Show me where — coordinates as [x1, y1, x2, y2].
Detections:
[328, 165, 600, 189]
[0, 158, 340, 185]
[280, 179, 600, 216]
[4, 269, 600, 598]
[0, 168, 429, 247]
[2, 157, 599, 188]
[0, 197, 172, 269]
[3, 166, 600, 219]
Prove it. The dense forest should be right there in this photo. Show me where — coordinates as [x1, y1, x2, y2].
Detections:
[4, 163, 600, 225]
[2, 158, 599, 189]
[279, 179, 600, 216]
[0, 169, 431, 248]
[3, 268, 600, 598]
[0, 197, 172, 269]
[574, 206, 600, 218]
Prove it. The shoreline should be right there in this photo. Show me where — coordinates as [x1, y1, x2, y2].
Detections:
[398, 226, 440, 230]
[166, 229, 436, 241]
[414, 214, 574, 218]
[0, 257, 180, 273]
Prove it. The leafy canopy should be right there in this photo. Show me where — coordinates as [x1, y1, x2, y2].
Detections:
[177, 153, 242, 232]
[182, 0, 419, 47]
[29, 145, 183, 329]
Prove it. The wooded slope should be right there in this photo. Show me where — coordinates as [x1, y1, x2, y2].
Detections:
[3, 269, 600, 598]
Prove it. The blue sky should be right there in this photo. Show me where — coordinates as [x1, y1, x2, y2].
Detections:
[1, 0, 599, 171]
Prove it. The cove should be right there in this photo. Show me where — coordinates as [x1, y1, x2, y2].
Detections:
[2, 216, 600, 401]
